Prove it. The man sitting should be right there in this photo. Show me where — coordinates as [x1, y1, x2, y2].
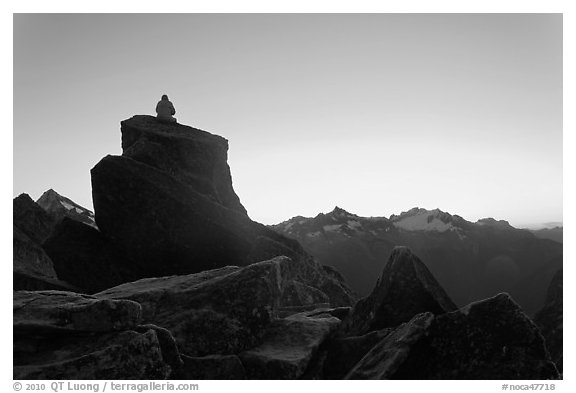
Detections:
[156, 94, 177, 123]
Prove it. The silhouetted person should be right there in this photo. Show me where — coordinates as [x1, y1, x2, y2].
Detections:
[156, 94, 177, 123]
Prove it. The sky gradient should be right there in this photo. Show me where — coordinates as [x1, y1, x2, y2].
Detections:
[13, 13, 562, 228]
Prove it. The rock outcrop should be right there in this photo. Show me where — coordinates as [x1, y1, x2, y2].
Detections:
[346, 294, 559, 379]
[86, 115, 353, 305]
[340, 247, 457, 336]
[534, 269, 563, 372]
[13, 291, 175, 379]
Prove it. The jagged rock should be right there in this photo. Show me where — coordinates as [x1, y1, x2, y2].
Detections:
[97, 257, 344, 356]
[13, 194, 60, 289]
[340, 246, 457, 336]
[36, 188, 97, 228]
[534, 269, 563, 372]
[177, 355, 246, 379]
[90, 117, 353, 306]
[239, 310, 341, 379]
[43, 218, 143, 293]
[14, 328, 171, 380]
[346, 294, 559, 379]
[14, 290, 141, 334]
[120, 115, 246, 214]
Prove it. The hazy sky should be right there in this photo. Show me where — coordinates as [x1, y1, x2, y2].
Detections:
[13, 13, 562, 228]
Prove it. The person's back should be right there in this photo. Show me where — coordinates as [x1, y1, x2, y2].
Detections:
[156, 94, 177, 123]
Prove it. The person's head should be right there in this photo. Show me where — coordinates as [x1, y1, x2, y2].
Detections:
[161, 94, 168, 100]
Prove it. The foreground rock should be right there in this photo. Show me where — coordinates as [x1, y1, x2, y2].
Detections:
[14, 290, 141, 333]
[97, 256, 345, 356]
[340, 247, 457, 336]
[14, 291, 176, 379]
[239, 310, 341, 379]
[534, 269, 563, 372]
[346, 293, 559, 379]
[14, 329, 171, 380]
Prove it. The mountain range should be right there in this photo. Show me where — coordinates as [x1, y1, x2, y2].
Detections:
[272, 206, 562, 315]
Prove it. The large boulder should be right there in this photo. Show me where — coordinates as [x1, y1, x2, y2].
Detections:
[43, 218, 143, 293]
[14, 290, 141, 333]
[97, 257, 343, 356]
[13, 291, 175, 379]
[340, 247, 457, 336]
[346, 293, 559, 379]
[239, 310, 341, 379]
[534, 269, 563, 372]
[90, 116, 353, 306]
[14, 329, 171, 380]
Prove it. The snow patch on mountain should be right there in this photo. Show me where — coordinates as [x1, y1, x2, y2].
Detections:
[393, 212, 455, 232]
[60, 201, 74, 210]
[347, 220, 362, 229]
[323, 224, 341, 232]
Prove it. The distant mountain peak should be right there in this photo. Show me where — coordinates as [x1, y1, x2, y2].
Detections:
[476, 217, 513, 228]
[390, 207, 444, 219]
[389, 207, 467, 233]
[329, 206, 356, 217]
[36, 189, 97, 228]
